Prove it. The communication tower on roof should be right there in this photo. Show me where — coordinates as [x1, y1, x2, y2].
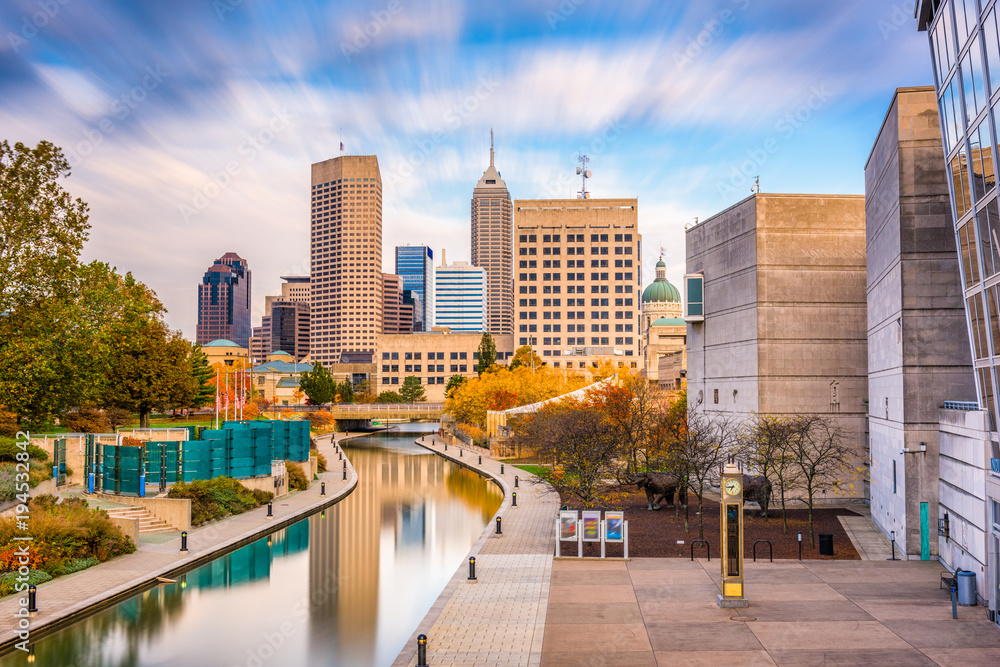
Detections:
[576, 155, 591, 199]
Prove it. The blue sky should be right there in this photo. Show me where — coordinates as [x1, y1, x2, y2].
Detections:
[0, 0, 929, 338]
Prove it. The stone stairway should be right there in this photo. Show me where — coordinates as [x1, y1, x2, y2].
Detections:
[105, 506, 174, 534]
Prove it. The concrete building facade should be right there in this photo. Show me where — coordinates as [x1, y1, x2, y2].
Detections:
[471, 132, 513, 335]
[434, 258, 487, 332]
[513, 198, 642, 371]
[381, 273, 414, 334]
[394, 245, 434, 331]
[639, 258, 685, 385]
[865, 86, 976, 560]
[310, 156, 383, 365]
[261, 301, 310, 362]
[685, 193, 868, 502]
[265, 275, 310, 316]
[196, 252, 252, 348]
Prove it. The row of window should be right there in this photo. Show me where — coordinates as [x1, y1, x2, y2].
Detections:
[519, 259, 634, 269]
[519, 324, 635, 333]
[518, 298, 633, 307]
[518, 246, 633, 256]
[530, 336, 635, 346]
[518, 285, 634, 294]
[382, 364, 468, 373]
[518, 311, 635, 320]
[518, 233, 634, 243]
[381, 376, 448, 385]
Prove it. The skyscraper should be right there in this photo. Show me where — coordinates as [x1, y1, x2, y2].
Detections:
[394, 245, 434, 331]
[471, 131, 513, 335]
[310, 156, 382, 365]
[261, 301, 310, 361]
[434, 255, 487, 332]
[196, 252, 251, 347]
[381, 273, 413, 334]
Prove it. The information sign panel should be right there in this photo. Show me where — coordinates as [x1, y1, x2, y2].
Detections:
[582, 511, 602, 542]
[605, 511, 624, 542]
[559, 511, 578, 541]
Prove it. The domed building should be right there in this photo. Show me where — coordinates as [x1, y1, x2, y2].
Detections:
[640, 259, 687, 389]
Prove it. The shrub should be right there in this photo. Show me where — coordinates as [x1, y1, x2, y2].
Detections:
[167, 478, 274, 526]
[0, 570, 52, 597]
[105, 408, 134, 430]
[286, 461, 308, 491]
[308, 411, 335, 428]
[0, 437, 48, 462]
[61, 408, 111, 433]
[0, 407, 17, 438]
[0, 461, 55, 501]
[50, 556, 99, 576]
[315, 452, 328, 474]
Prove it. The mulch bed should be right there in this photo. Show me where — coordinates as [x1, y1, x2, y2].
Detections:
[561, 488, 861, 560]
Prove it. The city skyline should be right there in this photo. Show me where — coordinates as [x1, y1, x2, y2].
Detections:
[0, 1, 930, 338]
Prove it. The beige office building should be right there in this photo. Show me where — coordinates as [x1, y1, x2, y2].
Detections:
[264, 275, 310, 316]
[471, 133, 513, 335]
[513, 198, 642, 370]
[382, 273, 413, 334]
[310, 156, 383, 366]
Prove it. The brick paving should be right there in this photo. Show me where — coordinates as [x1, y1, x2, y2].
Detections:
[0, 432, 358, 651]
[393, 435, 559, 667]
[543, 557, 1000, 666]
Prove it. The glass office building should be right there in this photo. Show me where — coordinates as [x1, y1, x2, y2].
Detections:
[395, 245, 434, 331]
[434, 261, 486, 332]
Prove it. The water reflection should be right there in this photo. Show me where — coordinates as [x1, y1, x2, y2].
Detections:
[5, 426, 502, 667]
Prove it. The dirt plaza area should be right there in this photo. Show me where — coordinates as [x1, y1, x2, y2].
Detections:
[542, 558, 1000, 666]
[562, 488, 860, 560]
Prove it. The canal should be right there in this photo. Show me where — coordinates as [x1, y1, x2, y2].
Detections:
[8, 424, 502, 666]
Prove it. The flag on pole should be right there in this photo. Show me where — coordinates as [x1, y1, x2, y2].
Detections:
[340, 141, 344, 152]
[215, 369, 220, 413]
[224, 373, 230, 420]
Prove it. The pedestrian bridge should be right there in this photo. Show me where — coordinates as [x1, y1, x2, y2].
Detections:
[326, 403, 445, 421]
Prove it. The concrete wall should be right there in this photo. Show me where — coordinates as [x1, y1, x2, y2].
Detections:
[865, 87, 976, 557]
[938, 408, 991, 603]
[109, 516, 140, 545]
[93, 493, 191, 532]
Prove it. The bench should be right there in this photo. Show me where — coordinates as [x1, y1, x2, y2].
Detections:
[940, 571, 958, 591]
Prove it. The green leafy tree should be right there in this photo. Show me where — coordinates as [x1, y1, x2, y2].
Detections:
[189, 344, 215, 408]
[299, 362, 336, 405]
[399, 376, 426, 403]
[445, 374, 466, 398]
[0, 140, 90, 314]
[477, 333, 497, 375]
[508, 345, 542, 371]
[376, 391, 403, 403]
[334, 380, 355, 404]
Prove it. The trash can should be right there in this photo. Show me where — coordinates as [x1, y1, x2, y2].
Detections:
[957, 570, 977, 606]
[818, 533, 834, 556]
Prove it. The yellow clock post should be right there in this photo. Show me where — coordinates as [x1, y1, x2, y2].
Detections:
[718, 460, 749, 608]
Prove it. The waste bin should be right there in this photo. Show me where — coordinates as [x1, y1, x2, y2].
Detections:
[818, 533, 834, 556]
[957, 570, 977, 606]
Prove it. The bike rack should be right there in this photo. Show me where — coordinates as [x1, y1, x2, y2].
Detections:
[690, 539, 710, 561]
[753, 539, 772, 563]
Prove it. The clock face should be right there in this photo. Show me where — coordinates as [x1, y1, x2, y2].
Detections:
[725, 478, 741, 496]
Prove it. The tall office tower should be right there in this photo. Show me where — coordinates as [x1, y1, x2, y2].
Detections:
[513, 199, 642, 370]
[261, 301, 310, 361]
[249, 326, 266, 364]
[196, 252, 252, 347]
[394, 245, 434, 331]
[382, 273, 413, 334]
[265, 275, 310, 316]
[310, 156, 383, 365]
[471, 131, 513, 335]
[917, 1, 1000, 614]
[434, 254, 487, 332]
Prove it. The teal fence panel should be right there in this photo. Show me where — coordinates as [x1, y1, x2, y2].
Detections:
[182, 439, 215, 482]
[101, 444, 119, 494]
[145, 441, 181, 485]
[289, 421, 309, 462]
[118, 446, 142, 496]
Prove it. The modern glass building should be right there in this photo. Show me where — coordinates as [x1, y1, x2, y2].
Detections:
[434, 261, 486, 332]
[395, 245, 434, 331]
[917, 0, 1000, 624]
[196, 252, 251, 348]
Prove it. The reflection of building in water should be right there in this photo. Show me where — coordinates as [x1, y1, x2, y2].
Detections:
[307, 440, 502, 664]
[196, 539, 271, 589]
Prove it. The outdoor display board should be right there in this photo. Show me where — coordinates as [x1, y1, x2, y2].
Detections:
[559, 511, 578, 540]
[605, 511, 624, 542]
[581, 511, 602, 542]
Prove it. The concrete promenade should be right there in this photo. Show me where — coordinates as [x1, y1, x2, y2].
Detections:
[393, 435, 560, 667]
[0, 431, 358, 652]
[543, 558, 1000, 666]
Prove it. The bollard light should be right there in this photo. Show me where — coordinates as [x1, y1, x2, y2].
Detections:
[416, 634, 428, 667]
[514, 475, 519, 488]
[267, 501, 273, 517]
[501, 463, 504, 475]
[479, 455, 482, 464]
[343, 466, 347, 480]
[468, 556, 477, 581]
[321, 482, 326, 496]
[496, 516, 502, 535]
[27, 584, 37, 613]
[460, 449, 463, 457]
[797, 531, 802, 561]
[181, 531, 189, 553]
[512, 492, 517, 507]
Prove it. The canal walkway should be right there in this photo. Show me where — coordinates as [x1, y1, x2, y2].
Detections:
[394, 435, 560, 667]
[0, 432, 358, 652]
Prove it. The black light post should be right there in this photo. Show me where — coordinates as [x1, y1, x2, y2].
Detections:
[512, 492, 517, 507]
[416, 634, 428, 667]
[267, 501, 273, 517]
[321, 482, 326, 496]
[495, 516, 502, 535]
[500, 464, 504, 475]
[27, 584, 37, 613]
[887, 530, 900, 561]
[797, 531, 802, 560]
[514, 476, 519, 488]
[468, 557, 477, 581]
[181, 531, 189, 552]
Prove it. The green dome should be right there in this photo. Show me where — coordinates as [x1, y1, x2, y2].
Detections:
[651, 317, 686, 326]
[642, 276, 681, 304]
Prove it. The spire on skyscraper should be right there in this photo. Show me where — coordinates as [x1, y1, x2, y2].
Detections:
[490, 128, 495, 167]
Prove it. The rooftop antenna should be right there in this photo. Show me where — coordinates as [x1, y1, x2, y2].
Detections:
[490, 128, 495, 167]
[752, 176, 760, 194]
[576, 155, 591, 199]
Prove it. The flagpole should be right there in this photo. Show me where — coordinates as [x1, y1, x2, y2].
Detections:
[215, 367, 220, 430]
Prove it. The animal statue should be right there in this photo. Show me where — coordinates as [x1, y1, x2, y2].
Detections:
[633, 472, 681, 510]
[743, 474, 773, 517]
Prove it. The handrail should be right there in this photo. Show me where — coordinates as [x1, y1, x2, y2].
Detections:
[690, 539, 710, 561]
[753, 539, 772, 563]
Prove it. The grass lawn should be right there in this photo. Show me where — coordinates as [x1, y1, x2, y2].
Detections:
[508, 463, 549, 478]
